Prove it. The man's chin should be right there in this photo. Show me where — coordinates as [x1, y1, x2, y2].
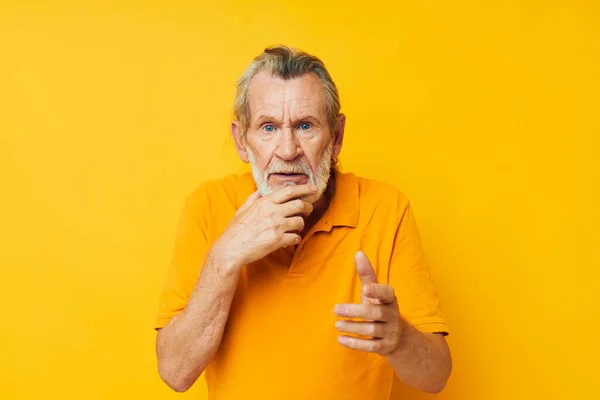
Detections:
[299, 192, 323, 204]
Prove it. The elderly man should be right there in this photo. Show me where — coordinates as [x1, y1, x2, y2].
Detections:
[155, 46, 452, 399]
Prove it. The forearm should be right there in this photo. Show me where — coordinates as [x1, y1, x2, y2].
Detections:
[386, 322, 452, 394]
[156, 251, 240, 392]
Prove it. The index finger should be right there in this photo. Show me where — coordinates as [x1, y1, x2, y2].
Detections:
[355, 251, 379, 285]
[268, 184, 318, 204]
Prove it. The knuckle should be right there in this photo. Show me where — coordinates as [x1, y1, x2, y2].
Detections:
[256, 197, 268, 208]
[264, 215, 276, 227]
[275, 215, 285, 228]
[295, 199, 303, 210]
[374, 308, 385, 321]
[267, 230, 280, 242]
[388, 286, 396, 299]
[288, 235, 300, 245]
[390, 335, 400, 351]
[385, 325, 394, 339]
[370, 341, 380, 352]
[368, 324, 377, 337]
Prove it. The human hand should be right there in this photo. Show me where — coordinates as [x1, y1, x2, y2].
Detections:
[334, 251, 407, 356]
[211, 184, 316, 271]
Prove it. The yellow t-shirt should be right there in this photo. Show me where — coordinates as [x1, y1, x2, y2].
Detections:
[155, 170, 448, 400]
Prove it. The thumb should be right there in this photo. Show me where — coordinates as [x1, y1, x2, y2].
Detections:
[355, 251, 378, 286]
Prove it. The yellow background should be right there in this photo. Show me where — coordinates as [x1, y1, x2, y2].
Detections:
[1, 1, 598, 399]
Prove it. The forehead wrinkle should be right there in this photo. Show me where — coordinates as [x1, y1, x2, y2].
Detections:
[247, 73, 285, 124]
[248, 71, 327, 125]
[295, 83, 326, 121]
[287, 93, 325, 124]
[250, 94, 284, 124]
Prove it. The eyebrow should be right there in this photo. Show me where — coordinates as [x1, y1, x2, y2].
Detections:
[254, 114, 321, 126]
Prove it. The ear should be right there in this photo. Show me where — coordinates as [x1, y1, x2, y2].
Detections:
[231, 121, 249, 163]
[332, 114, 346, 158]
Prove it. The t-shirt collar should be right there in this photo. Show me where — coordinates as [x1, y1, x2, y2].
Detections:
[328, 168, 359, 228]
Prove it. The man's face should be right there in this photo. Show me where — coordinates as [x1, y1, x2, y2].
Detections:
[232, 71, 344, 203]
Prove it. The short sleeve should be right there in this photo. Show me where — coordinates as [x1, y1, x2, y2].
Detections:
[388, 203, 449, 335]
[154, 189, 210, 330]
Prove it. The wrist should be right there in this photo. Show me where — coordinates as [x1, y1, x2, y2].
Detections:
[386, 318, 410, 359]
[207, 244, 243, 276]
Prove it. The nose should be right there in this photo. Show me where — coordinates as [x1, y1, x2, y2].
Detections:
[273, 127, 302, 161]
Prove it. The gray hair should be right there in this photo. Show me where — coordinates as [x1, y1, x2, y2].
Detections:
[233, 45, 341, 136]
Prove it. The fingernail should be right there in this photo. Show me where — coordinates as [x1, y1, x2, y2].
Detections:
[334, 305, 343, 314]
[335, 321, 342, 329]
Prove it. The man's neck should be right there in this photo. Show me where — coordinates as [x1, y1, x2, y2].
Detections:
[301, 173, 335, 237]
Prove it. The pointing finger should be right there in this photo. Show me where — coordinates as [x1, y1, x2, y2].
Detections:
[355, 251, 378, 285]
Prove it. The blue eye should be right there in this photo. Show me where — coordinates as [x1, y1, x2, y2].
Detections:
[299, 122, 311, 130]
[263, 124, 275, 132]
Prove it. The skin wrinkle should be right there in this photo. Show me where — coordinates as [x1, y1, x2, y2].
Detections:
[246, 140, 333, 204]
[387, 324, 451, 392]
[157, 61, 347, 393]
[157, 56, 451, 394]
[335, 251, 451, 393]
[234, 71, 342, 211]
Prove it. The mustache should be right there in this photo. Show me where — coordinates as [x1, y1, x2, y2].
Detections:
[265, 161, 312, 176]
